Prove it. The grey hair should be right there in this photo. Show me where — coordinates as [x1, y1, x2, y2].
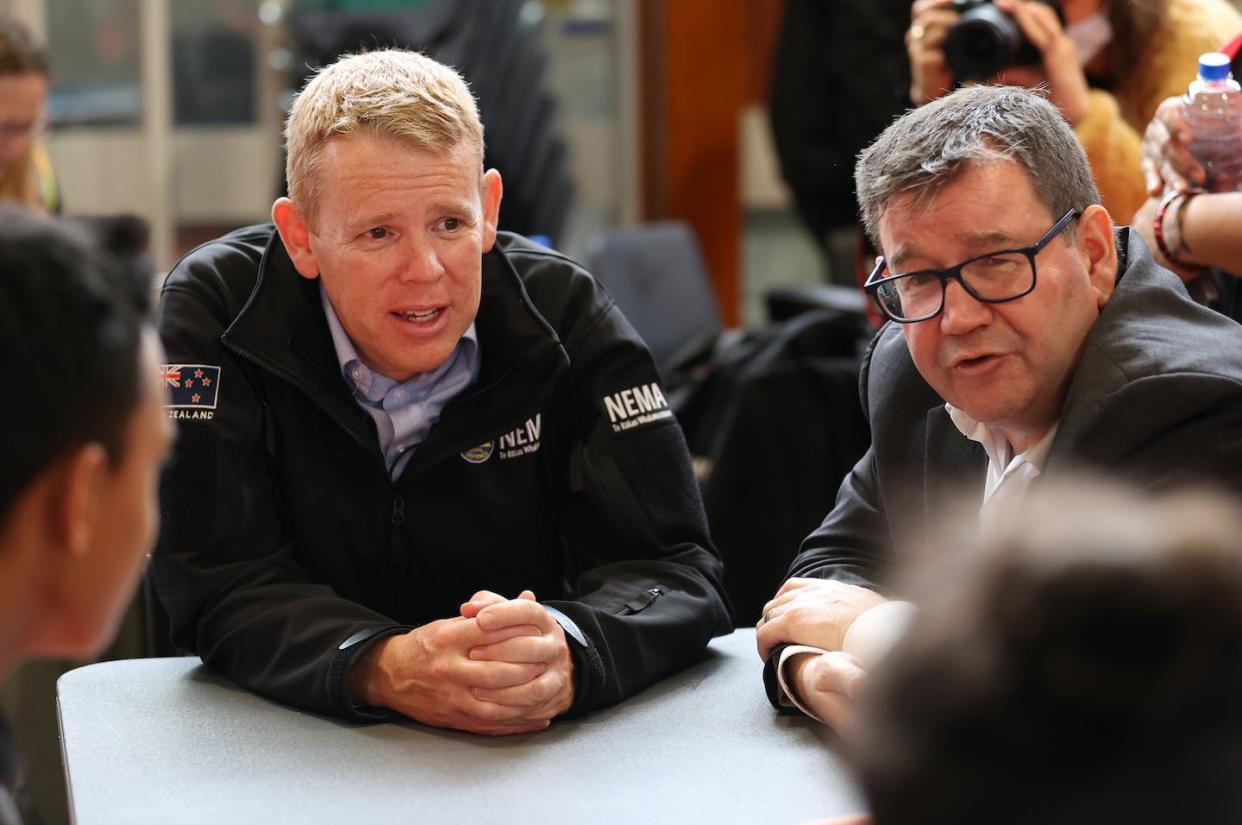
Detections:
[854, 85, 1100, 249]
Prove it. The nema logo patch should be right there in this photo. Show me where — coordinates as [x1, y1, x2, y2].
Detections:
[498, 414, 541, 460]
[603, 383, 672, 433]
[462, 414, 544, 464]
[461, 442, 495, 464]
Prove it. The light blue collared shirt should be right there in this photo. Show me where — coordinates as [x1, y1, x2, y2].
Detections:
[320, 285, 480, 479]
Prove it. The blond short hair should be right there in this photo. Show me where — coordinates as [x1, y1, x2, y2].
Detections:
[284, 49, 484, 222]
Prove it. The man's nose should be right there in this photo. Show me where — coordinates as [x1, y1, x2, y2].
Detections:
[939, 278, 991, 334]
[398, 241, 445, 283]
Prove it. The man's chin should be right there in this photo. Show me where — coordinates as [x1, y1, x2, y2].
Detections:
[379, 344, 458, 382]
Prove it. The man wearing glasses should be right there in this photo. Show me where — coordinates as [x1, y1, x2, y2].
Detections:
[756, 85, 1242, 730]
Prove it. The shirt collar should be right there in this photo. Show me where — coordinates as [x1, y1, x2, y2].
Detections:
[319, 283, 478, 404]
[945, 404, 1058, 471]
[947, 403, 1060, 514]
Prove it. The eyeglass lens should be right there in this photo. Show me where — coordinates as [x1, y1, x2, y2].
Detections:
[876, 253, 1034, 321]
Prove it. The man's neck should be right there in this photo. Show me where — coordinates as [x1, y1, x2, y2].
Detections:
[995, 424, 1052, 456]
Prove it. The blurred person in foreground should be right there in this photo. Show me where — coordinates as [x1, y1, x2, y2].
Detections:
[905, 0, 1240, 222]
[152, 49, 731, 735]
[756, 84, 1242, 731]
[839, 482, 1242, 825]
[0, 14, 57, 213]
[0, 207, 171, 823]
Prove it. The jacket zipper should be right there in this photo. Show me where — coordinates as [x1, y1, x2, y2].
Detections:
[225, 343, 528, 570]
[389, 495, 407, 564]
[620, 586, 663, 615]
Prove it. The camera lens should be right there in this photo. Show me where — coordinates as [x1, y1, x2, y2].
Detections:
[944, 4, 1023, 81]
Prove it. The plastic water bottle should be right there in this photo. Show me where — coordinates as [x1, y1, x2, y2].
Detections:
[1182, 52, 1242, 192]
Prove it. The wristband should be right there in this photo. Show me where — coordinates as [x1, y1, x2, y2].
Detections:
[1152, 189, 1181, 265]
[1174, 190, 1199, 255]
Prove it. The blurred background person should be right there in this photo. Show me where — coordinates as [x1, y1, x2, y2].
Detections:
[905, 0, 1241, 222]
[1132, 37, 1242, 321]
[768, 0, 911, 288]
[0, 206, 170, 825]
[0, 13, 56, 214]
[849, 481, 1242, 825]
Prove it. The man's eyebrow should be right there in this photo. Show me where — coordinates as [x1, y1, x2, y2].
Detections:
[888, 230, 1017, 270]
[955, 229, 1015, 249]
[341, 212, 400, 235]
[887, 243, 916, 270]
[430, 199, 479, 218]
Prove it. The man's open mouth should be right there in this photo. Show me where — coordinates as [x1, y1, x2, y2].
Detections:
[393, 308, 443, 324]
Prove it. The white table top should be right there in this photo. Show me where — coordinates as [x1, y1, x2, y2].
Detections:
[58, 629, 861, 825]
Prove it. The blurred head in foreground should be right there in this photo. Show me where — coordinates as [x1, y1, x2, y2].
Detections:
[0, 206, 170, 676]
[853, 480, 1242, 825]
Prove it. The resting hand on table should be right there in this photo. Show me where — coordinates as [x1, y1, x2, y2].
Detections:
[756, 577, 886, 661]
[758, 579, 914, 731]
[785, 649, 867, 734]
[1142, 96, 1205, 195]
[351, 590, 573, 735]
[460, 589, 575, 725]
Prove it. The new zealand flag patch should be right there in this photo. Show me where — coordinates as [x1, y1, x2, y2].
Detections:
[162, 364, 221, 409]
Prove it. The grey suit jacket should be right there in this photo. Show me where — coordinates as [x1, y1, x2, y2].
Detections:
[789, 227, 1242, 590]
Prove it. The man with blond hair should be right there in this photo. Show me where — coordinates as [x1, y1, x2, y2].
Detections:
[153, 50, 731, 735]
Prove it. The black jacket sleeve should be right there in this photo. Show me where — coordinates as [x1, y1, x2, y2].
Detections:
[542, 300, 734, 714]
[153, 254, 409, 720]
[760, 327, 891, 709]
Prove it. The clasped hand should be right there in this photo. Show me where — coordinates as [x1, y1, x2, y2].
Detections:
[359, 589, 575, 735]
[756, 577, 886, 732]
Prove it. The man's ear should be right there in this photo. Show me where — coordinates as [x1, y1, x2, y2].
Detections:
[51, 443, 108, 561]
[480, 169, 503, 253]
[1078, 204, 1117, 308]
[272, 198, 321, 281]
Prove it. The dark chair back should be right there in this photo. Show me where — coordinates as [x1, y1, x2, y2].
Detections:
[586, 221, 723, 380]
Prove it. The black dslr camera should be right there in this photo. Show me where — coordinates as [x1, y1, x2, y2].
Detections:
[944, 0, 1064, 82]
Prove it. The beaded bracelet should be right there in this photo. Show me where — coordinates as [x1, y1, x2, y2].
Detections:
[1152, 190, 1202, 270]
[1152, 190, 1180, 263]
[1175, 190, 1199, 256]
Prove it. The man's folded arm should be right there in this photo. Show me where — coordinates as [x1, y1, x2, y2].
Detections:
[786, 445, 891, 587]
[154, 267, 412, 720]
[540, 303, 734, 716]
[761, 442, 892, 712]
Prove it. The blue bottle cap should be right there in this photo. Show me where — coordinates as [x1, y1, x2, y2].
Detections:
[1198, 52, 1233, 81]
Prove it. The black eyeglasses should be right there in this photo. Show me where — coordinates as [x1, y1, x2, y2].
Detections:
[864, 208, 1082, 323]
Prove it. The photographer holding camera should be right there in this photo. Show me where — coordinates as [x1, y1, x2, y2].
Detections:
[906, 0, 1240, 223]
